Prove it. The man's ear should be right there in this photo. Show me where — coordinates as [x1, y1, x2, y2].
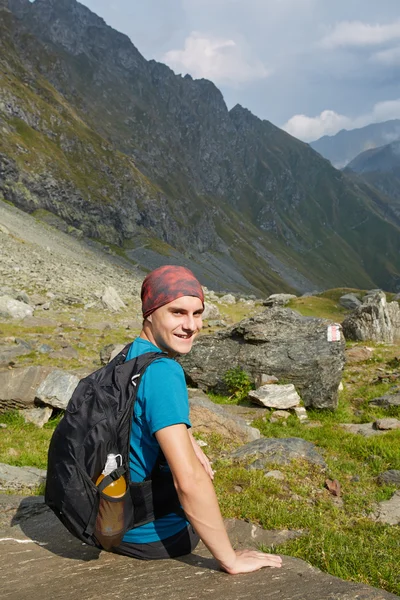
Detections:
[147, 314, 153, 324]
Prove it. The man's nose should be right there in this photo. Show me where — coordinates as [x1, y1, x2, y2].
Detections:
[183, 314, 196, 331]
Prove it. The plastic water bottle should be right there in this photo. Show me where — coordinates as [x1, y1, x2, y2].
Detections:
[94, 453, 127, 550]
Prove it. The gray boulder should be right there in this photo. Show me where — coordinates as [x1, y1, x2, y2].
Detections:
[0, 366, 52, 411]
[387, 301, 400, 341]
[342, 291, 398, 343]
[101, 286, 126, 312]
[202, 301, 221, 320]
[0, 295, 34, 319]
[188, 389, 260, 444]
[180, 307, 346, 409]
[339, 293, 362, 310]
[263, 294, 297, 307]
[218, 293, 236, 305]
[36, 369, 80, 410]
[230, 437, 326, 469]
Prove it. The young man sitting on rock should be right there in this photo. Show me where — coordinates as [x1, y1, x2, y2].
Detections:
[113, 264, 282, 575]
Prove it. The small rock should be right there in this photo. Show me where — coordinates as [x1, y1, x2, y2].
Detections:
[195, 439, 208, 447]
[265, 470, 285, 480]
[374, 418, 400, 430]
[372, 490, 400, 525]
[38, 344, 53, 354]
[346, 346, 373, 364]
[219, 294, 236, 305]
[254, 373, 279, 387]
[0, 423, 7, 429]
[233, 485, 243, 493]
[294, 406, 308, 422]
[270, 410, 291, 423]
[249, 384, 301, 409]
[340, 423, 385, 437]
[378, 470, 400, 487]
[19, 407, 53, 428]
[370, 393, 400, 407]
[325, 479, 341, 497]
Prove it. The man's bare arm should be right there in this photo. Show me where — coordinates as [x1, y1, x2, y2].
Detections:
[155, 423, 282, 574]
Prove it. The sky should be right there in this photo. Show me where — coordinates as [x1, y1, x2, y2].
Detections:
[78, 0, 400, 142]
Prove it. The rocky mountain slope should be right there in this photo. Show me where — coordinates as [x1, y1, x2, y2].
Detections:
[1, 0, 400, 293]
[310, 120, 400, 168]
[345, 141, 400, 221]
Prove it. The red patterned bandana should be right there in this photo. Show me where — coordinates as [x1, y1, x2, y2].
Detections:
[141, 265, 204, 319]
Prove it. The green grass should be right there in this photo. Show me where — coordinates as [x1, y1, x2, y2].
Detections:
[0, 411, 62, 469]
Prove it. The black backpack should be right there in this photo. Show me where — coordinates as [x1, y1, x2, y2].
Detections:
[45, 344, 182, 549]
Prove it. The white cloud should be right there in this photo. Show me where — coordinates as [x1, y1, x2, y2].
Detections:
[372, 46, 400, 66]
[283, 110, 351, 142]
[320, 20, 400, 49]
[162, 31, 270, 85]
[283, 99, 400, 142]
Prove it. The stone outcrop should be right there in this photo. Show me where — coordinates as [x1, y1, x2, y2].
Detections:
[188, 389, 260, 443]
[342, 290, 400, 343]
[0, 366, 52, 411]
[0, 494, 397, 600]
[180, 308, 346, 409]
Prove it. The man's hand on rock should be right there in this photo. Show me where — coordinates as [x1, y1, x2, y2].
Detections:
[220, 549, 283, 575]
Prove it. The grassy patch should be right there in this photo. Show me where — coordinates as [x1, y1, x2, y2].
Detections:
[0, 410, 62, 470]
[288, 295, 348, 322]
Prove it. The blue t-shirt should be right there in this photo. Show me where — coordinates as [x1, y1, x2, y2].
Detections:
[122, 337, 191, 544]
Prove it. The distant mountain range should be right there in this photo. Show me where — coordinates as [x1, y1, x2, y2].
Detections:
[310, 120, 400, 169]
[345, 141, 400, 221]
[1, 0, 400, 293]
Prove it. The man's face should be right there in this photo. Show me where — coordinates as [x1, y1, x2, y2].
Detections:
[146, 295, 203, 357]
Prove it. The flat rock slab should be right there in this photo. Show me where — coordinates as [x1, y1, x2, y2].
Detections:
[0, 496, 397, 600]
[230, 437, 327, 469]
[0, 463, 46, 492]
[188, 389, 260, 443]
[340, 423, 385, 437]
[369, 394, 400, 408]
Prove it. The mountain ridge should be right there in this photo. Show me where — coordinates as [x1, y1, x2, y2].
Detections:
[1, 0, 400, 293]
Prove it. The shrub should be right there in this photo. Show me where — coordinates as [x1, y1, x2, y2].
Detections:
[223, 366, 253, 401]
